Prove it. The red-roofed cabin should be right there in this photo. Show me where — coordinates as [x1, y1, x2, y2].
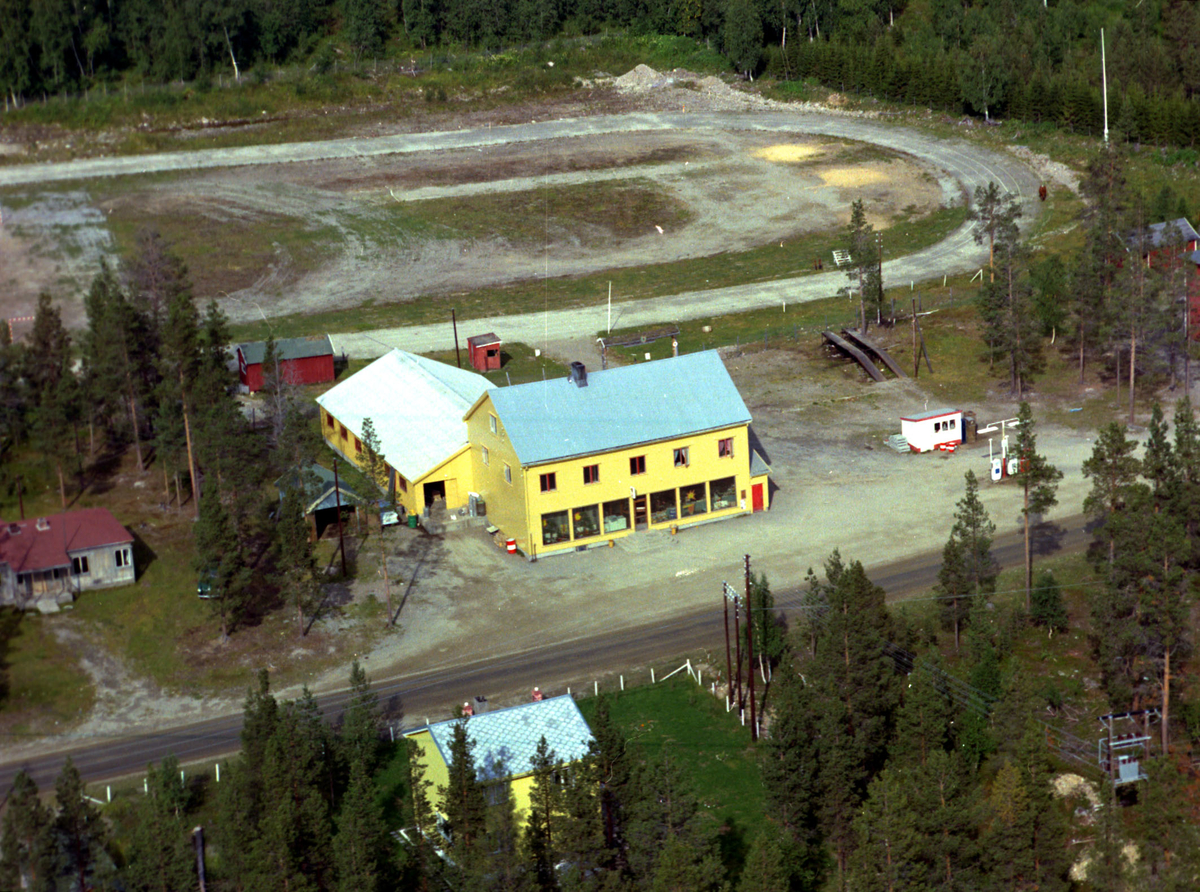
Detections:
[236, 335, 336, 393]
[467, 333, 501, 372]
[0, 508, 135, 611]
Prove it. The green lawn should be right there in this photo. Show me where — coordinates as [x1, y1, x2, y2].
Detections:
[577, 676, 764, 871]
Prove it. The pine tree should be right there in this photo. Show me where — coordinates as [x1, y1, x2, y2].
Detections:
[889, 655, 955, 769]
[0, 769, 54, 892]
[194, 477, 249, 639]
[340, 660, 382, 780]
[440, 722, 488, 855]
[527, 736, 564, 890]
[1013, 402, 1062, 610]
[970, 181, 1021, 284]
[846, 199, 882, 328]
[349, 416, 396, 626]
[159, 285, 201, 518]
[937, 470, 997, 651]
[278, 480, 320, 638]
[124, 755, 196, 892]
[53, 757, 113, 892]
[1029, 569, 1068, 632]
[333, 761, 387, 892]
[1083, 422, 1142, 566]
[737, 826, 790, 892]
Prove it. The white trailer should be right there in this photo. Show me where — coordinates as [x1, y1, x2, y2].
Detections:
[900, 408, 964, 453]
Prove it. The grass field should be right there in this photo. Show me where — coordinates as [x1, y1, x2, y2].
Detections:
[227, 203, 969, 343]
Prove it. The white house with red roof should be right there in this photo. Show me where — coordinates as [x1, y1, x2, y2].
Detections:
[0, 508, 135, 612]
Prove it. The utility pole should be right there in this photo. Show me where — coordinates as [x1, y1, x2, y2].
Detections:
[744, 554, 758, 742]
[1101, 28, 1109, 145]
[723, 585, 733, 707]
[333, 459, 347, 577]
[732, 587, 743, 711]
[452, 308, 462, 368]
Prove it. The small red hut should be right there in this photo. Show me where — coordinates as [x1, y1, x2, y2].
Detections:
[467, 333, 501, 372]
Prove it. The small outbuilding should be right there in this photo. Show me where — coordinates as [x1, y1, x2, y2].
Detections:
[467, 333, 502, 372]
[0, 508, 135, 611]
[901, 408, 964, 453]
[236, 335, 336, 393]
[275, 463, 361, 540]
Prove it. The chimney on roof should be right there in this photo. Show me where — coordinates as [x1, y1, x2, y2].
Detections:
[35, 517, 50, 532]
[569, 362, 588, 388]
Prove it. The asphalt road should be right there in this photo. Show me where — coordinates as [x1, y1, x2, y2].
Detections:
[0, 514, 1089, 792]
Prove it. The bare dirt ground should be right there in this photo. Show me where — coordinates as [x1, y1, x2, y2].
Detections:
[0, 67, 941, 330]
[305, 338, 1107, 701]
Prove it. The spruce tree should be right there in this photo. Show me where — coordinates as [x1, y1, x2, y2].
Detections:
[440, 722, 488, 855]
[937, 470, 997, 651]
[340, 660, 382, 780]
[1082, 422, 1142, 566]
[159, 285, 202, 517]
[278, 480, 320, 638]
[53, 757, 113, 892]
[527, 736, 564, 890]
[1013, 401, 1062, 610]
[889, 655, 955, 769]
[0, 769, 54, 892]
[124, 755, 195, 892]
[333, 761, 387, 892]
[194, 477, 248, 639]
[1029, 569, 1068, 632]
[737, 827, 789, 892]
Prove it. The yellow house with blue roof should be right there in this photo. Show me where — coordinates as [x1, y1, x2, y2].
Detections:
[463, 351, 770, 558]
[406, 695, 594, 829]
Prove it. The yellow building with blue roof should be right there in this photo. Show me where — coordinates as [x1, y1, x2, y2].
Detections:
[463, 351, 770, 558]
[406, 695, 594, 829]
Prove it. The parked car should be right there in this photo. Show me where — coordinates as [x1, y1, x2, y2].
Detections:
[379, 501, 401, 527]
[197, 565, 219, 599]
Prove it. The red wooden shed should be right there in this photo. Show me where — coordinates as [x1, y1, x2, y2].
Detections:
[467, 333, 502, 372]
[237, 335, 336, 392]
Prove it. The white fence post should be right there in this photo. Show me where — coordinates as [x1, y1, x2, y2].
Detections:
[215, 763, 220, 783]
[651, 668, 656, 684]
[106, 786, 111, 803]
[594, 680, 598, 696]
[144, 778, 148, 794]
[620, 675, 624, 691]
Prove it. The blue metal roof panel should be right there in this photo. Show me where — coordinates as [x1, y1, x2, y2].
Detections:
[424, 695, 593, 782]
[488, 351, 751, 466]
[1147, 217, 1200, 248]
[750, 450, 771, 477]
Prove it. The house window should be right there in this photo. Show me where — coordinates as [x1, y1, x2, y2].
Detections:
[681, 485, 707, 517]
[718, 438, 734, 458]
[71, 555, 90, 575]
[949, 418, 956, 429]
[650, 489, 677, 524]
[481, 446, 489, 465]
[115, 547, 131, 568]
[934, 422, 941, 432]
[354, 437, 362, 454]
[630, 455, 646, 475]
[325, 412, 334, 429]
[603, 499, 631, 533]
[542, 509, 569, 545]
[540, 472, 557, 493]
[398, 476, 408, 493]
[339, 423, 347, 438]
[583, 464, 599, 485]
[673, 447, 689, 468]
[572, 504, 600, 539]
[710, 476, 737, 510]
[504, 464, 512, 485]
[489, 414, 498, 434]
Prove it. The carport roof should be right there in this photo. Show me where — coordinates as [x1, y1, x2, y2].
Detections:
[480, 350, 751, 466]
[316, 350, 490, 481]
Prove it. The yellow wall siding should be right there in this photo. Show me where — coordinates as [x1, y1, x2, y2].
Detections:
[323, 407, 474, 517]
[406, 731, 556, 831]
[467, 396, 529, 551]
[411, 446, 474, 515]
[406, 729, 451, 808]
[523, 424, 752, 555]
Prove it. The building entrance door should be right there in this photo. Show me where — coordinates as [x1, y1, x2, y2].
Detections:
[633, 496, 648, 530]
[752, 483, 764, 512]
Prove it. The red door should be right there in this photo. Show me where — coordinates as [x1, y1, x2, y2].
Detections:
[752, 483, 764, 512]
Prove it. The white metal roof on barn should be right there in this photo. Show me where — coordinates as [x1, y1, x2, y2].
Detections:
[419, 695, 594, 783]
[481, 350, 752, 466]
[316, 350, 490, 481]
